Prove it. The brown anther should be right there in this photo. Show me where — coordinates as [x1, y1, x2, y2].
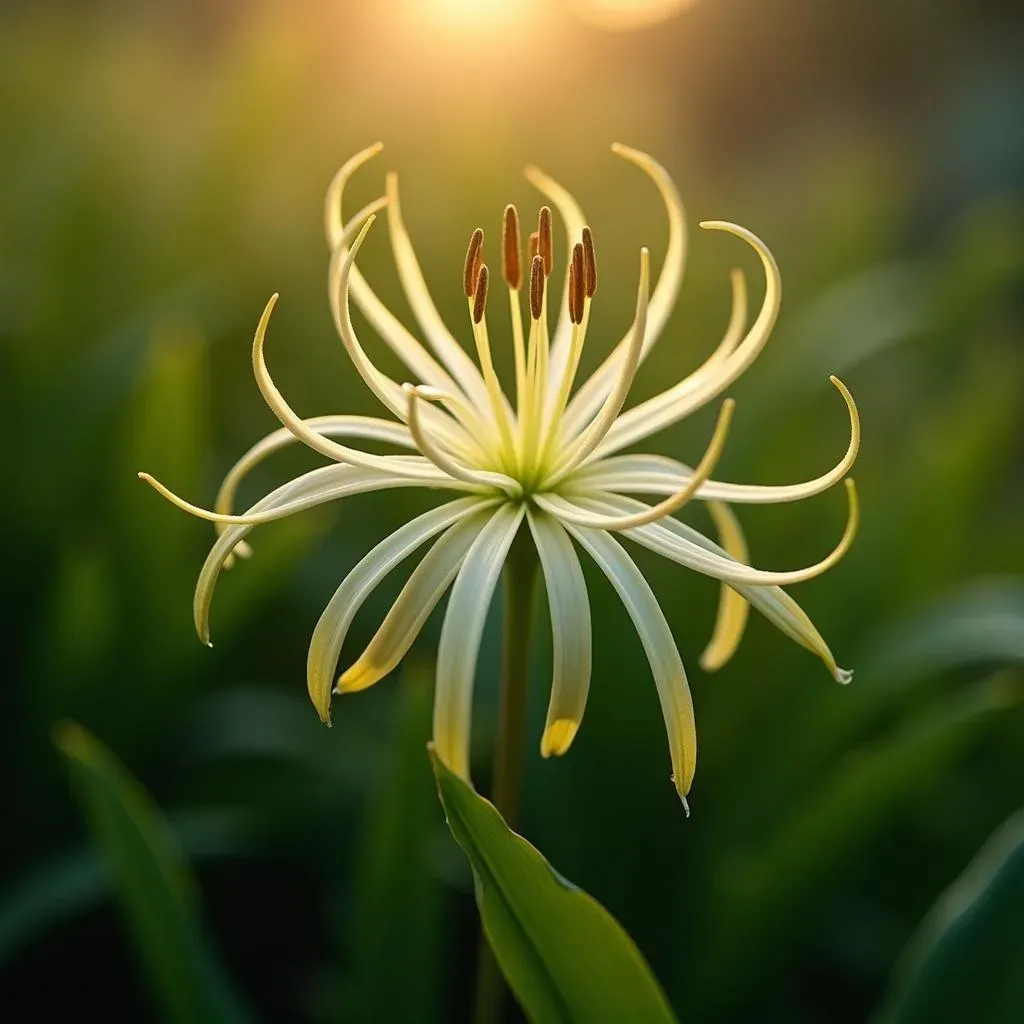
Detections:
[538, 207, 553, 277]
[472, 263, 489, 325]
[501, 205, 522, 290]
[581, 226, 597, 298]
[463, 228, 484, 298]
[569, 242, 585, 325]
[529, 255, 544, 320]
[528, 230, 540, 262]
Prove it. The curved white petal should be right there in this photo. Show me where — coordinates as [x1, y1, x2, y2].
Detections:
[526, 510, 592, 757]
[595, 220, 781, 455]
[538, 480, 858, 588]
[324, 143, 471, 398]
[552, 399, 734, 529]
[561, 521, 696, 804]
[650, 498, 850, 681]
[307, 496, 498, 722]
[556, 492, 851, 682]
[547, 249, 650, 481]
[385, 173, 492, 411]
[212, 414, 415, 565]
[433, 503, 527, 780]
[336, 507, 499, 694]
[406, 385, 520, 497]
[699, 501, 751, 672]
[328, 217, 484, 461]
[586, 378, 859, 497]
[254, 291, 469, 481]
[559, 146, 687, 439]
[524, 164, 588, 397]
[193, 463, 469, 647]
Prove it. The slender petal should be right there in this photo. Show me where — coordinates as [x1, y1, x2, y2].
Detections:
[328, 216, 483, 460]
[595, 220, 781, 454]
[548, 248, 650, 481]
[307, 496, 497, 722]
[193, 464, 464, 646]
[385, 172, 493, 411]
[336, 508, 498, 694]
[324, 143, 471, 397]
[405, 385, 521, 496]
[213, 414, 415, 565]
[538, 480, 858, 588]
[560, 145, 688, 437]
[551, 399, 734, 529]
[581, 377, 859, 495]
[559, 492, 851, 681]
[254, 291, 468, 480]
[699, 502, 751, 672]
[526, 510, 592, 757]
[433, 504, 527, 780]
[562, 521, 696, 805]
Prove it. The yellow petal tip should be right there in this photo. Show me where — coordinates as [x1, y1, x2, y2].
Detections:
[540, 718, 579, 758]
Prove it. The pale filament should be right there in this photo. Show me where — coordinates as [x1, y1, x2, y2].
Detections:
[509, 287, 527, 415]
[467, 292, 518, 472]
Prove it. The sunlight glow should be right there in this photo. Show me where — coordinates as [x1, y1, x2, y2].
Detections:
[413, 0, 534, 35]
[571, 0, 698, 31]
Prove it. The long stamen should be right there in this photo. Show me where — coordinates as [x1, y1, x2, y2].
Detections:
[502, 205, 527, 415]
[405, 384, 521, 497]
[532, 207, 553, 454]
[465, 258, 517, 468]
[520, 254, 547, 473]
[545, 239, 589, 434]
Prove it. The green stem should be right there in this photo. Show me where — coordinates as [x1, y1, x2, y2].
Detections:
[472, 526, 537, 1024]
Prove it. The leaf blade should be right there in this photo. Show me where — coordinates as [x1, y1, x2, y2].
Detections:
[55, 722, 250, 1024]
[430, 748, 678, 1024]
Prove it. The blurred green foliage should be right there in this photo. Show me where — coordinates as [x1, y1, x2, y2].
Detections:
[1, 1, 1022, 1021]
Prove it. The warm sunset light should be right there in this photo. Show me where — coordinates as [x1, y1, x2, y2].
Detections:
[571, 0, 697, 31]
[410, 0, 535, 35]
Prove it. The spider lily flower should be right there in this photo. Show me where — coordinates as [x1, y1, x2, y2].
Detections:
[140, 142, 861, 808]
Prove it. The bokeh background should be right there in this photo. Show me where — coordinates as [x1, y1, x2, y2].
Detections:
[2, 0, 1023, 1021]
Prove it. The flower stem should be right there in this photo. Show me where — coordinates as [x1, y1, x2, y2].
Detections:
[472, 525, 537, 1024]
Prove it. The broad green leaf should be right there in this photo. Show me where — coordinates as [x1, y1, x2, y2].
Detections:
[430, 748, 678, 1024]
[876, 807, 1024, 1024]
[345, 665, 445, 1023]
[55, 722, 250, 1024]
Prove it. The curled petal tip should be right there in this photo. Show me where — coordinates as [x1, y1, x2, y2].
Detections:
[670, 772, 692, 815]
[834, 666, 854, 685]
[540, 719, 579, 758]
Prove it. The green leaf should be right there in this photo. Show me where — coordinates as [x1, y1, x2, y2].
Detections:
[55, 722, 250, 1024]
[876, 807, 1024, 1024]
[430, 748, 678, 1024]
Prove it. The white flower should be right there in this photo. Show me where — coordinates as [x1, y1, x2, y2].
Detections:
[141, 143, 859, 806]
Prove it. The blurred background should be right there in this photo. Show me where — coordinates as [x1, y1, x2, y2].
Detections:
[1, 0, 1023, 1021]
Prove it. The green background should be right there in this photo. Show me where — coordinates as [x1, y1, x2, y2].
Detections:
[1, 0, 1022, 1020]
